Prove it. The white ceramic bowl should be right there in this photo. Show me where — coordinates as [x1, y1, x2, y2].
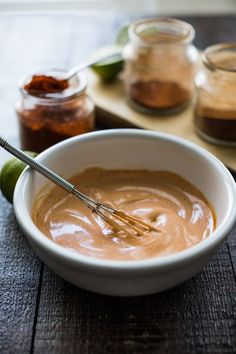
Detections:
[14, 130, 236, 296]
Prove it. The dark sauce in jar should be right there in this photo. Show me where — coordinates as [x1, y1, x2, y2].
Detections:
[16, 71, 95, 152]
[194, 43, 236, 145]
[194, 105, 236, 143]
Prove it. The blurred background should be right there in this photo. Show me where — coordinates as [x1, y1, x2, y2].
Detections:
[0, 0, 235, 14]
[0, 0, 236, 151]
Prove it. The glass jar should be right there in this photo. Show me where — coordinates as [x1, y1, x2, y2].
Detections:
[194, 43, 236, 146]
[123, 17, 199, 114]
[16, 71, 95, 152]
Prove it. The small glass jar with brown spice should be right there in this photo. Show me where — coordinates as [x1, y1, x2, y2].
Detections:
[16, 70, 95, 153]
[123, 17, 199, 114]
[194, 43, 236, 146]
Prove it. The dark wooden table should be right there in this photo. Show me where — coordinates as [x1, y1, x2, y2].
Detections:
[0, 13, 236, 354]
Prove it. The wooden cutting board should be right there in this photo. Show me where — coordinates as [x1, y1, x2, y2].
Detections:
[87, 70, 236, 171]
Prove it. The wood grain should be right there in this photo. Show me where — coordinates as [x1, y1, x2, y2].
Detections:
[33, 243, 236, 354]
[0, 13, 235, 354]
[0, 196, 42, 354]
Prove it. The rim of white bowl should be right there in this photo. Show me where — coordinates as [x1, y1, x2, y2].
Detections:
[14, 129, 236, 272]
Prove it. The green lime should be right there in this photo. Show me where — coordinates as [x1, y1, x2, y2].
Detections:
[0, 151, 37, 203]
[116, 25, 129, 46]
[91, 53, 123, 82]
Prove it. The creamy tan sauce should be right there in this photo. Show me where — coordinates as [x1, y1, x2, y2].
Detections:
[32, 169, 216, 260]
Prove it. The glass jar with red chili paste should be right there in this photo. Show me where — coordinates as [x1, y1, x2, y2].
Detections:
[16, 70, 95, 152]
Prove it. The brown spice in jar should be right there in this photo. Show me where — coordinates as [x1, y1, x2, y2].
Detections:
[129, 80, 191, 110]
[24, 75, 69, 96]
[194, 105, 236, 142]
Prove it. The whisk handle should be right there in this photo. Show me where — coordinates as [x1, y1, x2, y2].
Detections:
[0, 137, 75, 193]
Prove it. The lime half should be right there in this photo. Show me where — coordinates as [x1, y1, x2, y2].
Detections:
[90, 46, 123, 82]
[0, 151, 37, 203]
[91, 54, 123, 82]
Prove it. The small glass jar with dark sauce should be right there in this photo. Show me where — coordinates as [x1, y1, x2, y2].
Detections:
[16, 70, 95, 152]
[194, 43, 236, 145]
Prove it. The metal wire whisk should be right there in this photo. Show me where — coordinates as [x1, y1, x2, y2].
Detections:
[0, 137, 160, 237]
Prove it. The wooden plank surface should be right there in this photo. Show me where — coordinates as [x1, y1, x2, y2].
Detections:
[0, 13, 235, 354]
[32, 243, 236, 354]
[0, 196, 42, 354]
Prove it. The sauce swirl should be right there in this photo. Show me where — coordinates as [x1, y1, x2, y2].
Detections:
[32, 169, 216, 260]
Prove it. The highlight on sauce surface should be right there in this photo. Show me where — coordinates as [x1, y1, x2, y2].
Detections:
[32, 168, 216, 261]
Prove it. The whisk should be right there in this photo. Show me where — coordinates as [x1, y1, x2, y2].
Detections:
[0, 137, 160, 237]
